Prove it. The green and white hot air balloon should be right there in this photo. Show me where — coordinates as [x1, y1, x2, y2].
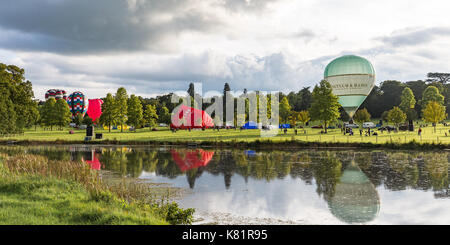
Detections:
[324, 55, 375, 118]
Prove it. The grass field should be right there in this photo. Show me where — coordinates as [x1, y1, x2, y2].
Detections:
[0, 153, 195, 225]
[0, 154, 169, 225]
[3, 121, 450, 145]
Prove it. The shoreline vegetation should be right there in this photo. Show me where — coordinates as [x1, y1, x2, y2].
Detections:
[0, 153, 194, 225]
[2, 138, 450, 151]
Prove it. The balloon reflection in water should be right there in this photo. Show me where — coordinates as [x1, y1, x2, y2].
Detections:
[82, 150, 102, 170]
[171, 149, 214, 172]
[328, 162, 380, 224]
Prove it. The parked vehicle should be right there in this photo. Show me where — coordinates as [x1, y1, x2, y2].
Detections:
[344, 123, 359, 128]
[311, 125, 323, 129]
[378, 125, 396, 131]
[363, 122, 376, 128]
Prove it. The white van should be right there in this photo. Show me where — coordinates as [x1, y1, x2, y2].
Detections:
[363, 122, 376, 128]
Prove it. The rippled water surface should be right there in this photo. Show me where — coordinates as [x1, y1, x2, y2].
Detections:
[2, 145, 449, 225]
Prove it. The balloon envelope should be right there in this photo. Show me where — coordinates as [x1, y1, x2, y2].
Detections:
[324, 55, 375, 118]
[66, 91, 87, 118]
[87, 99, 103, 122]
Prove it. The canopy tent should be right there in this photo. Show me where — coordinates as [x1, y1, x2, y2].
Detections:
[279, 124, 291, 129]
[170, 105, 214, 129]
[87, 99, 103, 122]
[242, 121, 258, 129]
[171, 149, 215, 172]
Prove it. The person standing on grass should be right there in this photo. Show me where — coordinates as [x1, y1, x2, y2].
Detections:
[418, 128, 422, 136]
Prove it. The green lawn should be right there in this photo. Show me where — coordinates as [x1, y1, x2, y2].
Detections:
[0, 176, 168, 225]
[0, 154, 192, 225]
[3, 122, 450, 145]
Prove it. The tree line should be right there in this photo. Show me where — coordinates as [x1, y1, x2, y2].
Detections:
[1, 62, 449, 134]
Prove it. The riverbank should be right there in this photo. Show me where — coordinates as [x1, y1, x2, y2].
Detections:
[1, 138, 450, 151]
[0, 154, 194, 225]
[2, 126, 450, 150]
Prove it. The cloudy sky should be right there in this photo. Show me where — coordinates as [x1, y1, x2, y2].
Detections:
[1, 0, 449, 100]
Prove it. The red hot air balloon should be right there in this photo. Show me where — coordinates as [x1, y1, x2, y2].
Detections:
[87, 99, 104, 122]
[170, 105, 214, 129]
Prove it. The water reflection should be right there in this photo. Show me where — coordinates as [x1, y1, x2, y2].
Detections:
[171, 149, 214, 172]
[329, 161, 380, 224]
[0, 145, 449, 224]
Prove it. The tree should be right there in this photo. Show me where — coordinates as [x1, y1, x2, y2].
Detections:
[353, 108, 371, 128]
[187, 83, 195, 98]
[399, 87, 417, 126]
[279, 97, 291, 123]
[309, 80, 341, 133]
[387, 107, 407, 130]
[360, 85, 383, 118]
[288, 111, 302, 128]
[399, 87, 416, 111]
[74, 113, 83, 127]
[159, 106, 171, 124]
[223, 83, 231, 125]
[41, 98, 57, 130]
[422, 101, 447, 133]
[0, 86, 17, 134]
[421, 86, 444, 108]
[144, 104, 158, 129]
[296, 110, 310, 133]
[298, 87, 312, 111]
[0, 63, 38, 134]
[381, 111, 389, 122]
[114, 87, 128, 132]
[379, 80, 406, 116]
[82, 115, 93, 127]
[427, 72, 450, 84]
[54, 99, 72, 130]
[99, 93, 116, 132]
[127, 94, 143, 129]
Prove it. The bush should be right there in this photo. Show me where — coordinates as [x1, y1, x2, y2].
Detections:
[159, 202, 195, 225]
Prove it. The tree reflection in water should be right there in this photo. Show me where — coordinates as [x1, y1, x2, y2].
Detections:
[0, 145, 449, 223]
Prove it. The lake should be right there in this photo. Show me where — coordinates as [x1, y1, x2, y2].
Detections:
[1, 145, 449, 225]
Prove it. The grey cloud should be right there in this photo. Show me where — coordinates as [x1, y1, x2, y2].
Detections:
[221, 0, 280, 12]
[377, 27, 450, 47]
[22, 50, 323, 99]
[0, 0, 222, 54]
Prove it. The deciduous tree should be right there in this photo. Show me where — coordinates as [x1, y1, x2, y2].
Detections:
[309, 80, 340, 133]
[387, 107, 406, 130]
[144, 104, 158, 129]
[422, 101, 447, 133]
[114, 87, 128, 132]
[353, 108, 371, 128]
[100, 93, 116, 132]
[127, 94, 143, 129]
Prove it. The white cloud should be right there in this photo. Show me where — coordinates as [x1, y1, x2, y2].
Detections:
[0, 0, 449, 100]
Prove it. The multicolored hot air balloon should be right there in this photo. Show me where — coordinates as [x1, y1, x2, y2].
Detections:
[87, 99, 103, 122]
[45, 89, 67, 101]
[324, 55, 375, 118]
[66, 91, 87, 118]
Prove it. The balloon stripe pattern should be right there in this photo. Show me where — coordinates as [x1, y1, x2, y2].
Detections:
[45, 89, 67, 101]
[66, 91, 87, 118]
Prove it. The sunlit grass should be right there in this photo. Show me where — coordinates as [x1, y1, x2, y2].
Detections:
[3, 122, 450, 145]
[0, 154, 194, 225]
